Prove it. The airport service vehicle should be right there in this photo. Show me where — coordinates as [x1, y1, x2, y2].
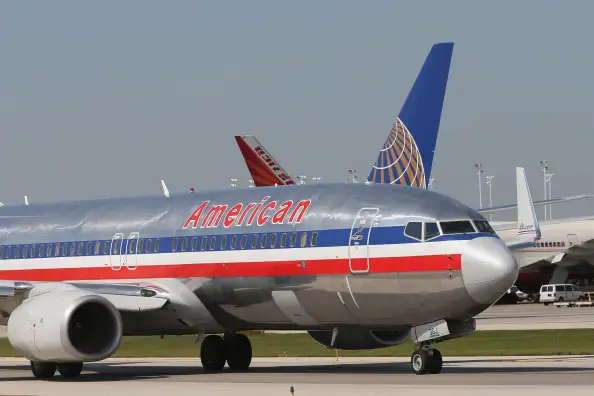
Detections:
[0, 179, 532, 379]
[539, 283, 585, 305]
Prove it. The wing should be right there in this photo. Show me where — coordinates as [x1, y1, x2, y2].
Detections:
[478, 195, 593, 215]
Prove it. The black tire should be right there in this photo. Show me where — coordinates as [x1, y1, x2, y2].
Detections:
[527, 294, 535, 303]
[30, 361, 56, 379]
[410, 349, 430, 375]
[427, 349, 443, 374]
[225, 333, 253, 371]
[559, 297, 565, 303]
[57, 362, 83, 378]
[200, 335, 227, 372]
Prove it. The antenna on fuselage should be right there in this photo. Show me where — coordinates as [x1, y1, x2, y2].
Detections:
[24, 196, 29, 206]
[161, 180, 170, 198]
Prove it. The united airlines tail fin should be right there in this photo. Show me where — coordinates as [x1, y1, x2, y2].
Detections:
[234, 135, 296, 187]
[506, 167, 541, 251]
[367, 42, 454, 187]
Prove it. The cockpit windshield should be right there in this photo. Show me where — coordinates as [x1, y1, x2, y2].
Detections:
[439, 220, 476, 234]
[474, 220, 496, 234]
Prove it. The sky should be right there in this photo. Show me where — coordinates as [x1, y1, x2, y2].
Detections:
[1, 0, 593, 221]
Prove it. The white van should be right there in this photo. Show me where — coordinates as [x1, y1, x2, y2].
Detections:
[539, 284, 585, 305]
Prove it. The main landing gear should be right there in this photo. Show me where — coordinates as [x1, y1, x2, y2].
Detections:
[410, 347, 443, 375]
[30, 361, 83, 379]
[200, 333, 253, 372]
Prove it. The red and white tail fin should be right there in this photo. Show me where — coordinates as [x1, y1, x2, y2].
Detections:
[234, 135, 296, 187]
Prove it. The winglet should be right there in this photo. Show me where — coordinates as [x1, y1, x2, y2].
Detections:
[161, 180, 170, 198]
[506, 167, 540, 250]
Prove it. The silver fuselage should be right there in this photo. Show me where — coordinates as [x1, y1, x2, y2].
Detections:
[0, 183, 517, 334]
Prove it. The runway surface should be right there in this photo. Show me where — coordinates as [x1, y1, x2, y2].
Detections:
[475, 303, 594, 330]
[1, 356, 594, 395]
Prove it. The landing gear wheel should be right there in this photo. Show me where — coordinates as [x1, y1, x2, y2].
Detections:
[410, 349, 430, 375]
[427, 349, 443, 374]
[57, 362, 83, 378]
[30, 361, 56, 379]
[200, 334, 227, 372]
[225, 333, 253, 370]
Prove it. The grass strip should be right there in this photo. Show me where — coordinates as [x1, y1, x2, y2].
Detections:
[0, 330, 593, 358]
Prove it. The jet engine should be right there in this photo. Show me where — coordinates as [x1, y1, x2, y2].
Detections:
[7, 289, 123, 362]
[307, 327, 410, 350]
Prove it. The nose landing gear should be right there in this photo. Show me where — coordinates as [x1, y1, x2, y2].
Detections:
[410, 347, 443, 375]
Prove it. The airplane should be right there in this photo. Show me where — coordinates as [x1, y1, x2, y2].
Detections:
[233, 42, 594, 294]
[0, 163, 539, 379]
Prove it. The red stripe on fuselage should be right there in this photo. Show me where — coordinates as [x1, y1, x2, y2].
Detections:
[0, 254, 461, 282]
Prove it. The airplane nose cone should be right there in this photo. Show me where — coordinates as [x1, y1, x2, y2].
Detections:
[461, 237, 519, 305]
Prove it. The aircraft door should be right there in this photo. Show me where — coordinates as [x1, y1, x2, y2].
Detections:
[124, 232, 139, 270]
[567, 234, 579, 247]
[348, 208, 379, 273]
[109, 233, 124, 271]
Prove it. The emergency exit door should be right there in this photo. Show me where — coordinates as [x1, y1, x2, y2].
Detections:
[348, 208, 379, 273]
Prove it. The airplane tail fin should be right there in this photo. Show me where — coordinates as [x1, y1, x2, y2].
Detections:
[367, 42, 454, 187]
[234, 135, 296, 187]
[506, 167, 541, 251]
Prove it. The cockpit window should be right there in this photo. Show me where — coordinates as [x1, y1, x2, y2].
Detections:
[439, 220, 476, 234]
[404, 222, 423, 240]
[424, 222, 440, 240]
[474, 220, 495, 234]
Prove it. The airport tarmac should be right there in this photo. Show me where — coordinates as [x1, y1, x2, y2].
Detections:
[1, 356, 594, 395]
[475, 303, 594, 330]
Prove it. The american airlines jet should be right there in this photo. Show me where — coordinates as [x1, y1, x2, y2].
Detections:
[234, 42, 593, 293]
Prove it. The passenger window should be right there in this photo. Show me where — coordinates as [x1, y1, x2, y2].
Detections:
[62, 243, 68, 257]
[191, 237, 198, 251]
[138, 239, 144, 253]
[240, 234, 247, 249]
[424, 222, 440, 240]
[270, 233, 277, 248]
[300, 232, 307, 247]
[69, 243, 75, 256]
[231, 235, 237, 249]
[129, 239, 136, 253]
[39, 244, 44, 258]
[47, 244, 53, 257]
[77, 242, 83, 256]
[146, 239, 152, 253]
[0, 247, 3, 259]
[280, 233, 287, 248]
[22, 245, 28, 258]
[311, 232, 318, 246]
[201, 237, 207, 251]
[94, 241, 101, 255]
[439, 221, 476, 234]
[154, 239, 160, 252]
[104, 241, 111, 255]
[181, 237, 188, 252]
[30, 244, 36, 257]
[251, 234, 258, 249]
[221, 236, 227, 250]
[86, 242, 92, 256]
[209, 236, 216, 251]
[113, 241, 120, 255]
[260, 234, 267, 248]
[172, 238, 179, 252]
[289, 232, 297, 247]
[4, 245, 10, 259]
[404, 222, 423, 240]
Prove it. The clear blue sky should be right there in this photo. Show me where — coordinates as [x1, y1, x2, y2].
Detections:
[1, 0, 593, 220]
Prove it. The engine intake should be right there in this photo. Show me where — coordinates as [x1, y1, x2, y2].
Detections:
[308, 327, 410, 350]
[7, 288, 123, 362]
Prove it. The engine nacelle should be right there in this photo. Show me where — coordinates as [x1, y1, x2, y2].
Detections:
[308, 327, 410, 350]
[7, 288, 123, 362]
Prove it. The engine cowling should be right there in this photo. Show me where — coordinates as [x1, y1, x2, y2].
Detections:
[308, 327, 410, 350]
[7, 288, 123, 362]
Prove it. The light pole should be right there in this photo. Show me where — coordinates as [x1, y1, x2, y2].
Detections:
[474, 164, 484, 209]
[230, 178, 238, 188]
[297, 175, 307, 185]
[546, 173, 554, 220]
[312, 176, 321, 183]
[248, 180, 255, 188]
[428, 177, 435, 190]
[540, 160, 549, 220]
[485, 176, 495, 221]
[348, 169, 358, 183]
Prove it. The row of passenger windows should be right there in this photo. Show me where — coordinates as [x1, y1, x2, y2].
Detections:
[171, 231, 319, 252]
[0, 231, 320, 260]
[536, 241, 566, 248]
[404, 219, 495, 242]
